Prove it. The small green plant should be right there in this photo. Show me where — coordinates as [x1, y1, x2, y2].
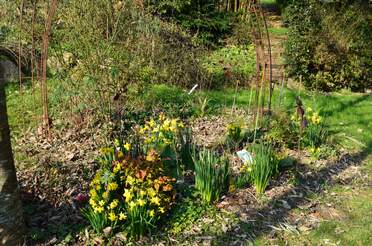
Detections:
[303, 123, 328, 149]
[227, 123, 242, 142]
[192, 149, 230, 203]
[234, 163, 252, 189]
[167, 196, 208, 234]
[251, 142, 279, 194]
[265, 111, 298, 148]
[81, 206, 107, 234]
[193, 96, 212, 117]
[291, 107, 328, 150]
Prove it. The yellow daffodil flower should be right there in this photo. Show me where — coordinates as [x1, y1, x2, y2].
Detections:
[119, 212, 127, 221]
[152, 126, 160, 133]
[90, 189, 97, 198]
[150, 196, 161, 206]
[108, 211, 117, 221]
[149, 119, 156, 128]
[89, 198, 96, 207]
[123, 189, 133, 202]
[102, 191, 109, 199]
[117, 151, 124, 159]
[147, 188, 156, 197]
[159, 207, 165, 214]
[159, 113, 166, 121]
[162, 119, 171, 131]
[110, 199, 119, 209]
[137, 199, 146, 207]
[129, 201, 137, 210]
[99, 200, 105, 206]
[94, 206, 104, 213]
[124, 143, 131, 151]
[126, 175, 135, 186]
[107, 182, 118, 191]
[113, 163, 122, 173]
[149, 210, 155, 217]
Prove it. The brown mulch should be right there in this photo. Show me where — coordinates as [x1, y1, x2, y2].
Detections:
[14, 118, 108, 245]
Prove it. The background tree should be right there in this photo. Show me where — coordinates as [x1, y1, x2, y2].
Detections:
[0, 63, 24, 245]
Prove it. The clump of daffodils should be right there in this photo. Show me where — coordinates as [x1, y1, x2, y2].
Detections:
[227, 122, 242, 141]
[290, 107, 322, 126]
[139, 113, 184, 148]
[84, 145, 176, 237]
[306, 107, 321, 125]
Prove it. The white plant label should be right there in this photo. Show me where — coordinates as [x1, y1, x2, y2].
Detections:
[188, 84, 198, 95]
[236, 149, 253, 164]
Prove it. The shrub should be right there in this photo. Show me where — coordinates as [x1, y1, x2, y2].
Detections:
[142, 84, 194, 118]
[251, 143, 279, 194]
[146, 0, 233, 46]
[202, 44, 256, 87]
[264, 111, 298, 148]
[83, 146, 176, 238]
[283, 0, 371, 91]
[192, 149, 230, 203]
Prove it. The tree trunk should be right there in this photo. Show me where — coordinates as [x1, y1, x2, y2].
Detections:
[0, 63, 25, 245]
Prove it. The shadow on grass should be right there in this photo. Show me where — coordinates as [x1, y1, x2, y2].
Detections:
[211, 146, 370, 244]
[319, 94, 371, 118]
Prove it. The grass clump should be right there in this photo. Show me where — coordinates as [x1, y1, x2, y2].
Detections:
[192, 149, 230, 203]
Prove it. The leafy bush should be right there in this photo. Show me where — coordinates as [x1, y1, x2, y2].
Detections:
[84, 144, 176, 238]
[192, 149, 230, 203]
[251, 143, 279, 194]
[283, 0, 371, 91]
[264, 111, 298, 148]
[142, 84, 194, 118]
[146, 0, 233, 46]
[202, 44, 256, 87]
